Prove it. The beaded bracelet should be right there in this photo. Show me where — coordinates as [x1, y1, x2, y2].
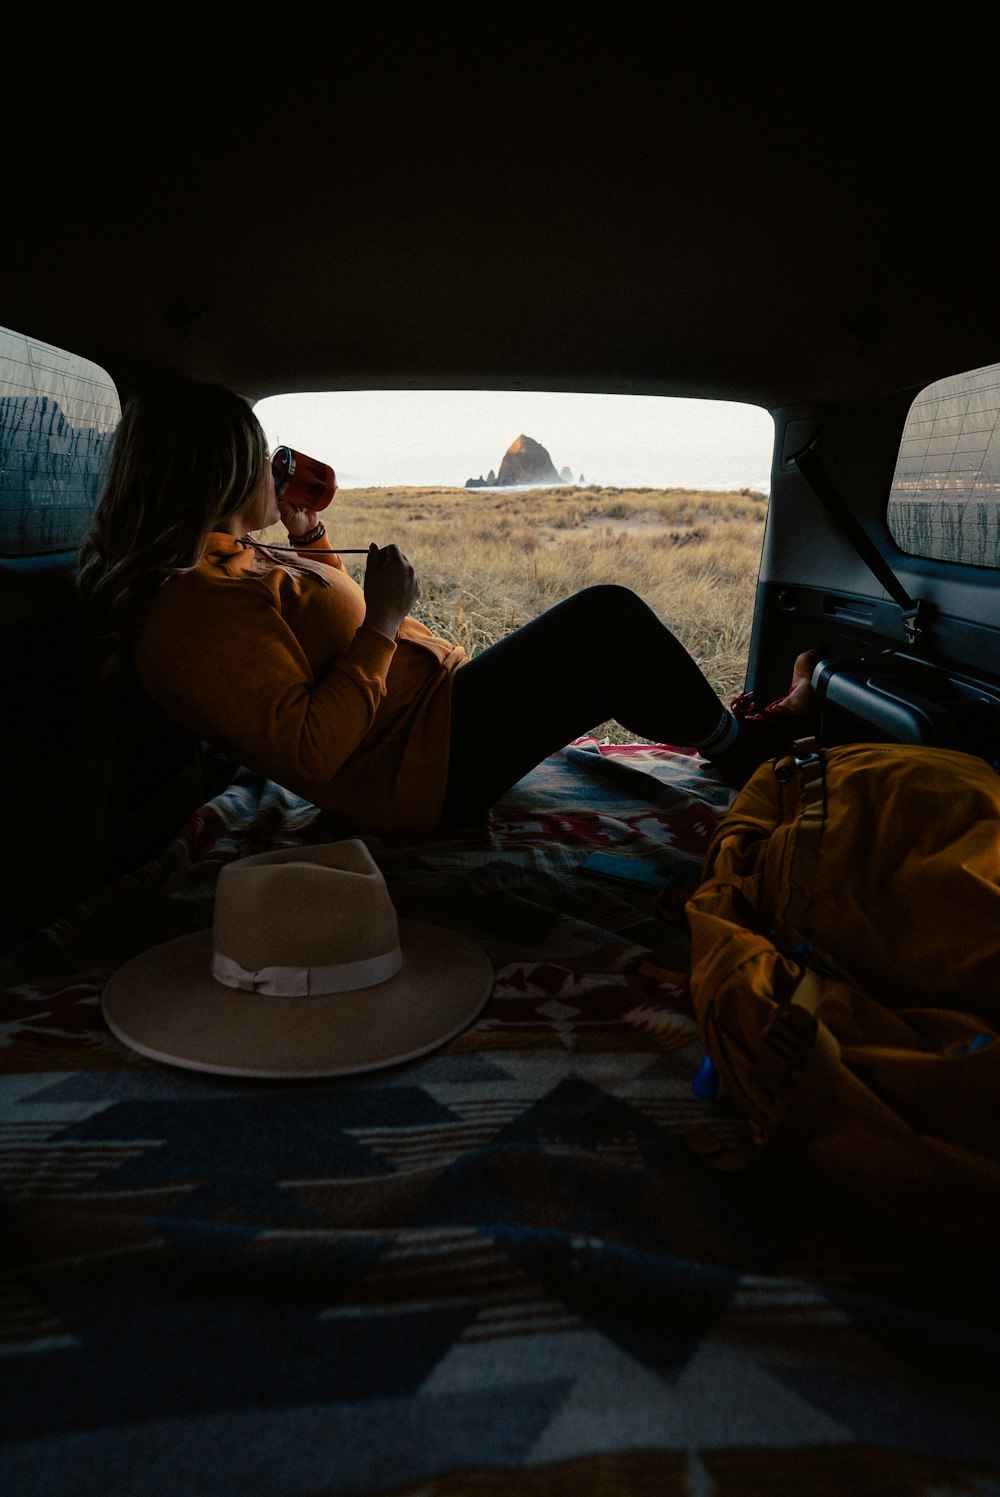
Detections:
[292, 520, 326, 547]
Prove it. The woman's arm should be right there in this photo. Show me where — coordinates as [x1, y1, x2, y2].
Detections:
[134, 578, 399, 788]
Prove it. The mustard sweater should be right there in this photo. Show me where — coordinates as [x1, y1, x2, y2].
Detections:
[131, 533, 465, 833]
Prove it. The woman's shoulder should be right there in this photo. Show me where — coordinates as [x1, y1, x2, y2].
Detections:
[139, 546, 275, 627]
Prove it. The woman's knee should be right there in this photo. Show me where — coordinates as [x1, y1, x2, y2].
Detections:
[564, 584, 658, 634]
[574, 583, 640, 607]
[519, 583, 672, 663]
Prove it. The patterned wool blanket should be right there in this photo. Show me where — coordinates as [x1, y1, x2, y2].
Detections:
[2, 742, 998, 1497]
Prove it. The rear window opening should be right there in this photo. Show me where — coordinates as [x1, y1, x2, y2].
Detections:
[888, 361, 1000, 569]
[253, 390, 774, 717]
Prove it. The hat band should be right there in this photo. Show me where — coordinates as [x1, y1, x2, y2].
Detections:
[212, 944, 403, 996]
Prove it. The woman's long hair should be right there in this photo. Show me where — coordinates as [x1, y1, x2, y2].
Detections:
[77, 380, 269, 681]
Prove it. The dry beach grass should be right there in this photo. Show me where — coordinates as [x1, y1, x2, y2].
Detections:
[266, 483, 768, 744]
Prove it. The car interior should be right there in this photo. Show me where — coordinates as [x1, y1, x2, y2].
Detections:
[2, 29, 998, 1496]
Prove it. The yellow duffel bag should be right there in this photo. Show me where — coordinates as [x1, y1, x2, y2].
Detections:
[685, 739, 1000, 1247]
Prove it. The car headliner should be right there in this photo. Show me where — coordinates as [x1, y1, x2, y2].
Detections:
[3, 31, 997, 411]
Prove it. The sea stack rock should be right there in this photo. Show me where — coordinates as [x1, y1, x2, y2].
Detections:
[559, 466, 574, 483]
[496, 435, 561, 487]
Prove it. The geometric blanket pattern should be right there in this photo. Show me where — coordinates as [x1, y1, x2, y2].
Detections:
[2, 742, 999, 1497]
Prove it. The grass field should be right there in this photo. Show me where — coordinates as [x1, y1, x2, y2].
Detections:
[265, 483, 768, 744]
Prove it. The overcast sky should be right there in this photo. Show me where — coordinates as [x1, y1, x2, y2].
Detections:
[253, 389, 775, 491]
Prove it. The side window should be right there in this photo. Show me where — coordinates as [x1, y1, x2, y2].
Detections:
[0, 325, 120, 556]
[887, 362, 1000, 568]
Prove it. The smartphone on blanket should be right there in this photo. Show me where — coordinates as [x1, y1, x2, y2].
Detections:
[578, 852, 676, 888]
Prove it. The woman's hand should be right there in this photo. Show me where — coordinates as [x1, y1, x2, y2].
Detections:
[363, 544, 420, 638]
[279, 498, 320, 538]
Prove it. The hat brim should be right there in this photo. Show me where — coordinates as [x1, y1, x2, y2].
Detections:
[101, 918, 493, 1078]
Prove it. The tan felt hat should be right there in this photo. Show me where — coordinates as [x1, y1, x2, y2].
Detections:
[101, 839, 493, 1078]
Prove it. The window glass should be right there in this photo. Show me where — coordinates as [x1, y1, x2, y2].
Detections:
[0, 326, 119, 555]
[887, 361, 1000, 567]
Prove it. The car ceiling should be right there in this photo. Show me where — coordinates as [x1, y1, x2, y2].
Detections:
[4, 28, 998, 412]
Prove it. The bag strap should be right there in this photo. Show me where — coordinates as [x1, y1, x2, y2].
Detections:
[753, 967, 843, 1145]
[753, 744, 843, 1144]
[782, 738, 826, 938]
[791, 443, 927, 647]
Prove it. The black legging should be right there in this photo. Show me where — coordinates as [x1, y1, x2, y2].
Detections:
[438, 584, 726, 826]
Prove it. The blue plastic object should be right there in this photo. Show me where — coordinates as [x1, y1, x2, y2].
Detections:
[692, 1053, 720, 1100]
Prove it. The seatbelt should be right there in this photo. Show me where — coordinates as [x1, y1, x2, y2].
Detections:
[791, 444, 927, 647]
